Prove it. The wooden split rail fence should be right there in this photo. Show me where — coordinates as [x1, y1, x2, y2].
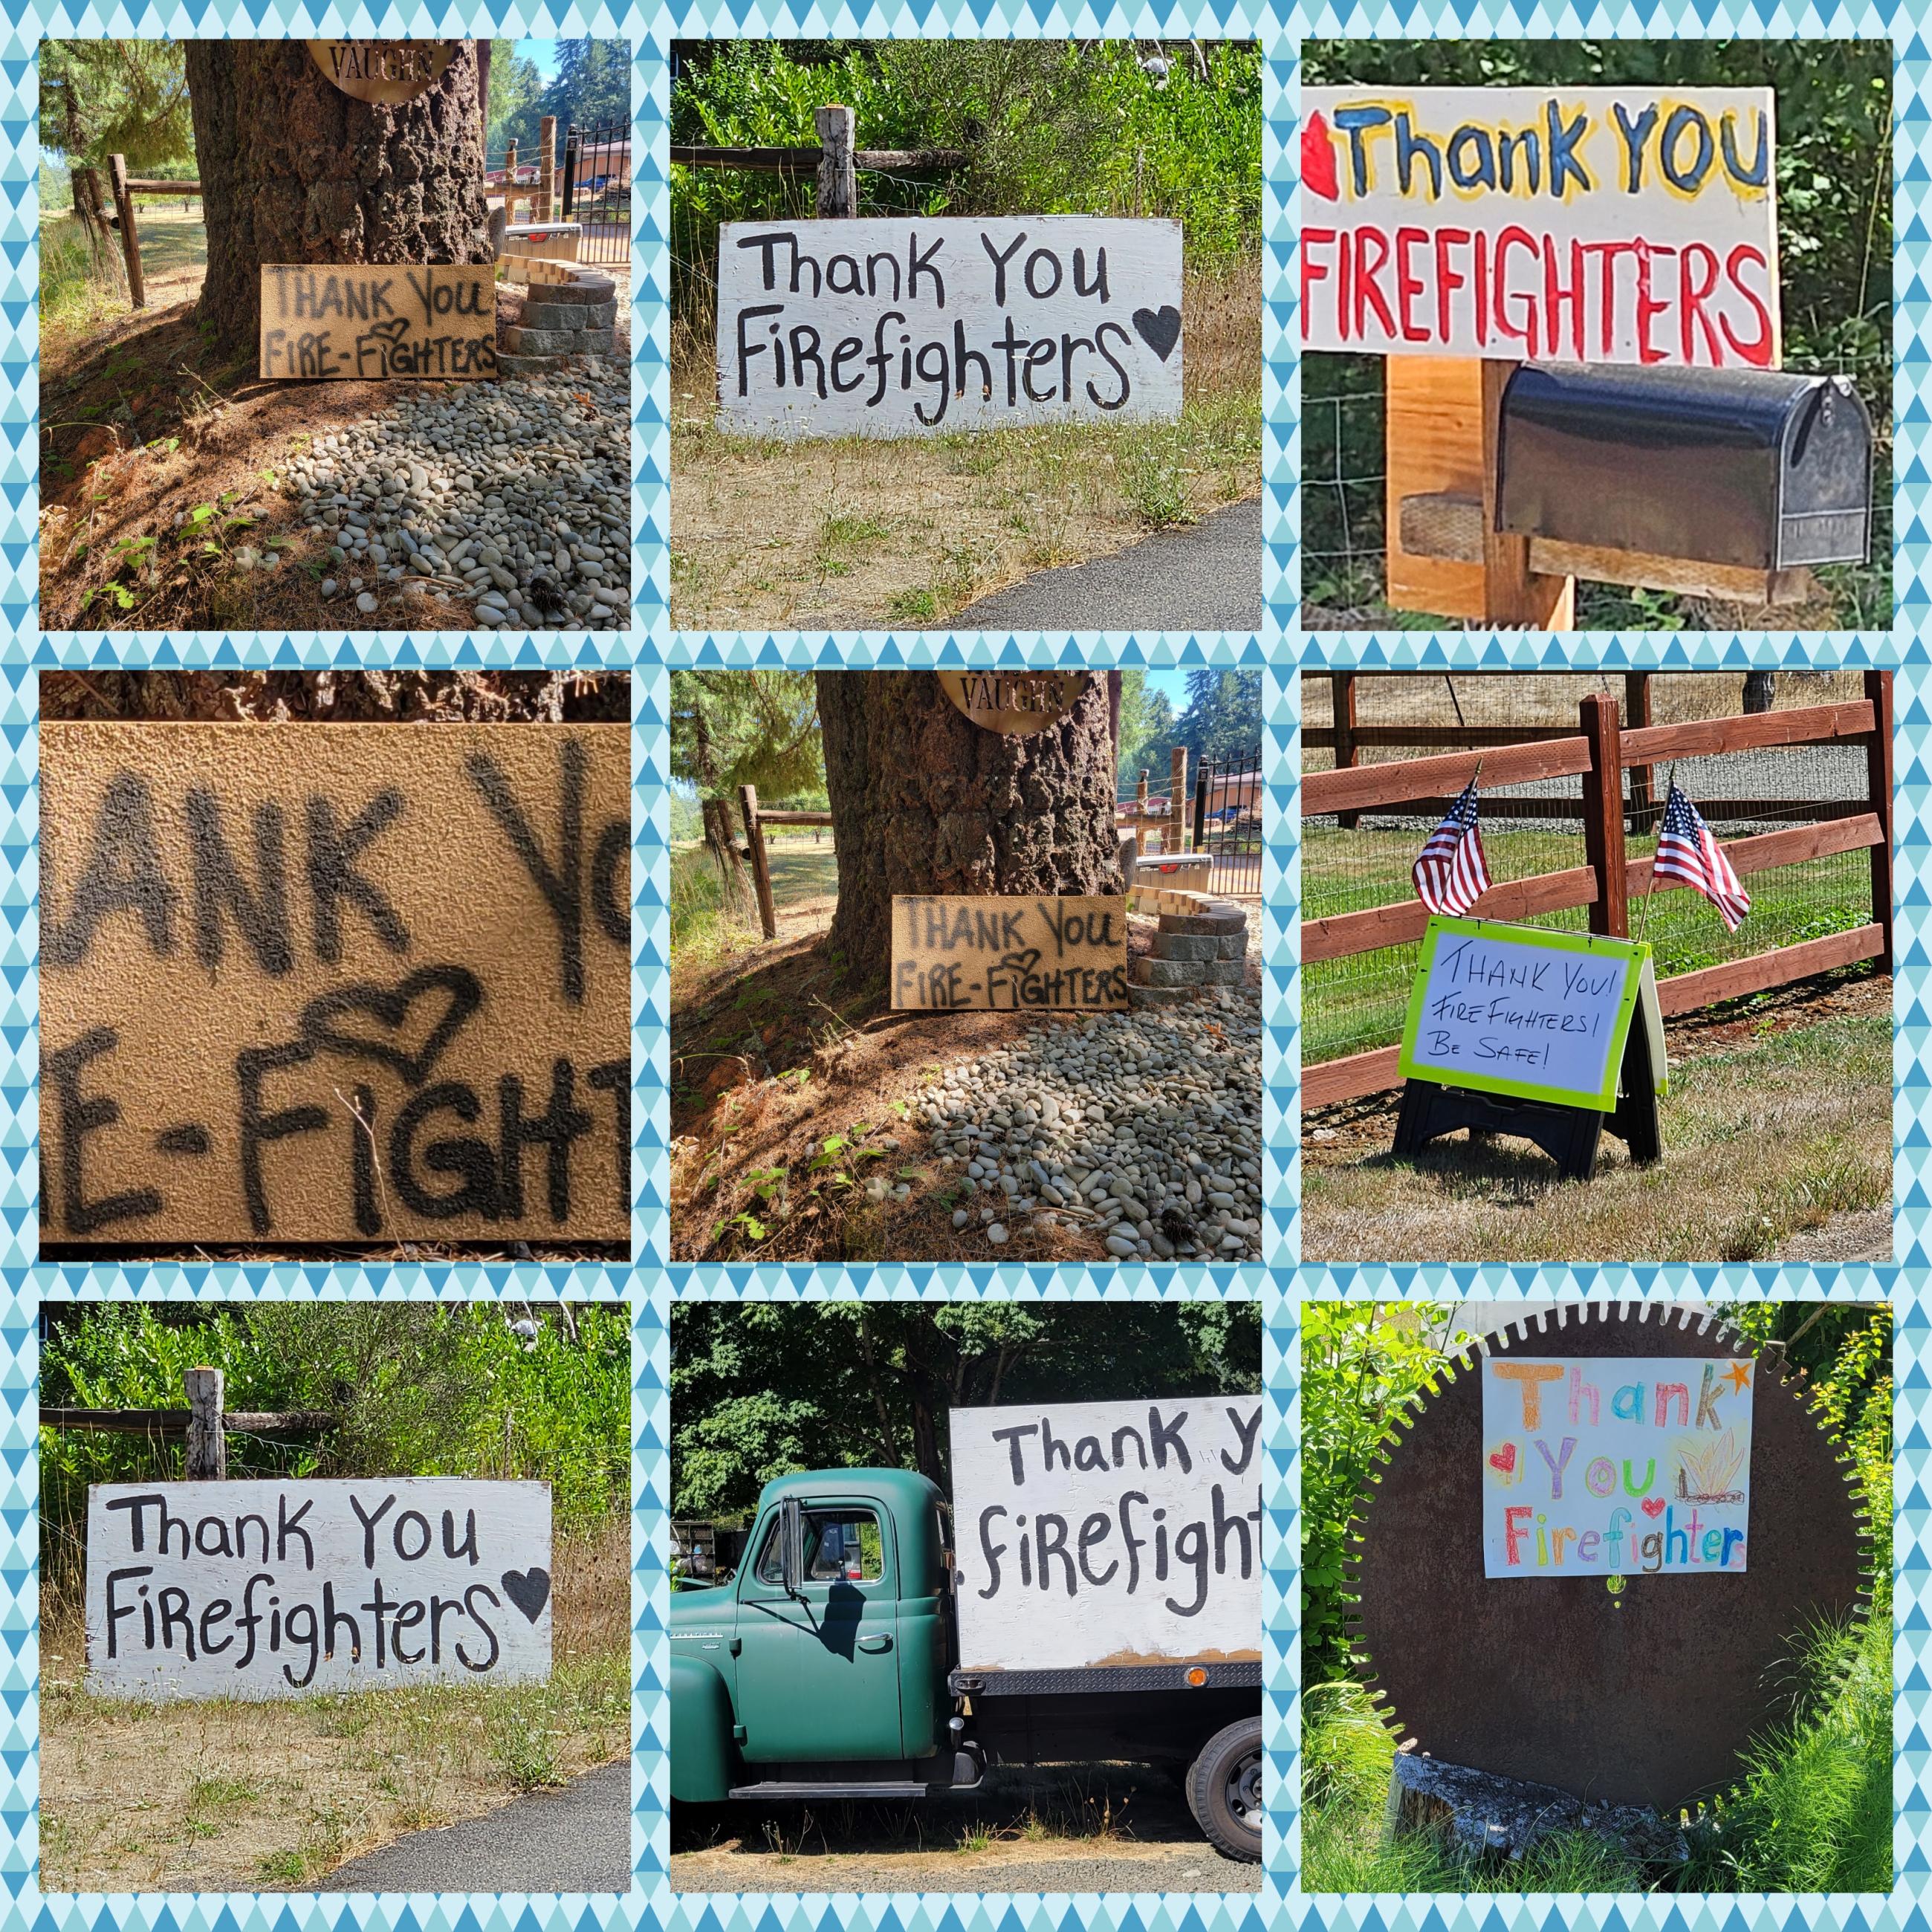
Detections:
[1303, 671, 1894, 1109]
[42, 1367, 335, 1481]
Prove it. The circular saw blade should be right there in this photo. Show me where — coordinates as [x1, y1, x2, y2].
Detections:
[1347, 1302, 1874, 1813]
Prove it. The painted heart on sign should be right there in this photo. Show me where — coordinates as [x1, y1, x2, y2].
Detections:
[299, 964, 484, 1087]
[500, 1567, 551, 1623]
[1302, 110, 1340, 201]
[1488, 1444, 1517, 1475]
[1132, 305, 1182, 363]
[1640, 1496, 1667, 1519]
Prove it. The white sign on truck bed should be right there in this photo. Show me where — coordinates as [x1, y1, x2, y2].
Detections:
[950, 1398, 1263, 1673]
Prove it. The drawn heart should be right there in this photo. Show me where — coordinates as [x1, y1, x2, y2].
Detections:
[1640, 1497, 1667, 1519]
[299, 965, 483, 1087]
[1132, 305, 1182, 363]
[1302, 110, 1340, 202]
[500, 1567, 551, 1624]
[1488, 1444, 1517, 1475]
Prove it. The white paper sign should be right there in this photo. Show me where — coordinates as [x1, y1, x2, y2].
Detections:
[950, 1397, 1262, 1673]
[716, 216, 1184, 438]
[1302, 87, 1779, 366]
[1482, 1356, 1754, 1578]
[86, 1479, 552, 1700]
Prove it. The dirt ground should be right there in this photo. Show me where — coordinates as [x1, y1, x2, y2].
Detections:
[40, 227, 632, 634]
[671, 1763, 1262, 1894]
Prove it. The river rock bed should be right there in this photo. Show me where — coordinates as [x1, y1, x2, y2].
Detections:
[286, 366, 629, 630]
[912, 992, 1265, 1261]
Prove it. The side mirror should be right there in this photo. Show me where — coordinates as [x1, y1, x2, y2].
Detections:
[779, 1498, 804, 1596]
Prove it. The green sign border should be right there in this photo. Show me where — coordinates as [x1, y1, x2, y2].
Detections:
[1397, 917, 1656, 1112]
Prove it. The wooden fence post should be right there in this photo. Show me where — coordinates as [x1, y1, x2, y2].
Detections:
[539, 114, 557, 221]
[1865, 668, 1894, 976]
[1578, 693, 1628, 940]
[1332, 672, 1361, 831]
[1169, 747, 1188, 855]
[739, 784, 778, 941]
[1134, 772, 1150, 857]
[184, 1367, 225, 1480]
[505, 138, 519, 221]
[106, 153, 145, 309]
[815, 106, 858, 218]
[1624, 672, 1656, 833]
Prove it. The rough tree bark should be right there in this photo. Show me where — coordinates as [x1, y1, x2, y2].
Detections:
[818, 671, 1123, 982]
[185, 39, 493, 353]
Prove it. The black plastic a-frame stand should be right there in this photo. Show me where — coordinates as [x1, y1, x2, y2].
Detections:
[1391, 1010, 1662, 1183]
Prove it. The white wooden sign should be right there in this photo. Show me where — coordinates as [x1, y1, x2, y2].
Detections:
[86, 1479, 551, 1701]
[950, 1398, 1262, 1673]
[1302, 87, 1779, 366]
[1482, 1355, 1754, 1577]
[716, 216, 1184, 438]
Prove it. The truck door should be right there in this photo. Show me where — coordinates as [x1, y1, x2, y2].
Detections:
[736, 1502, 904, 1762]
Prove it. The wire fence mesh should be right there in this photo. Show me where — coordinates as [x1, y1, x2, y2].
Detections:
[1303, 672, 1879, 1066]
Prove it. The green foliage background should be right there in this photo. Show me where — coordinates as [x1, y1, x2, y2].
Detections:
[671, 1301, 1262, 1518]
[670, 40, 1262, 334]
[41, 1303, 632, 1579]
[1300, 43, 1893, 629]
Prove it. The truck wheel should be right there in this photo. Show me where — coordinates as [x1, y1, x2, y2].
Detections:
[1187, 1717, 1262, 1863]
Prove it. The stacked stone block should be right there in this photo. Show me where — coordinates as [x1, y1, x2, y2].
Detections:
[497, 268, 622, 378]
[1128, 898, 1248, 1009]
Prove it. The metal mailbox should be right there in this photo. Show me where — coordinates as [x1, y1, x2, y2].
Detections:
[1496, 363, 1872, 573]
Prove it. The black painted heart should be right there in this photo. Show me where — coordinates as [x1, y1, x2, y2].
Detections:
[1132, 305, 1182, 363]
[299, 965, 483, 1088]
[501, 1567, 551, 1623]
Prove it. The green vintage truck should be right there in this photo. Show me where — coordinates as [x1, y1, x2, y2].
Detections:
[671, 1401, 1263, 1861]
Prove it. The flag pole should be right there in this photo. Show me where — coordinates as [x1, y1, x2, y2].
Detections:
[1633, 761, 1678, 951]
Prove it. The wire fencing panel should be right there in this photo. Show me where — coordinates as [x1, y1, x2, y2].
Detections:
[1194, 745, 1263, 898]
[1303, 672, 1878, 1069]
[562, 123, 632, 267]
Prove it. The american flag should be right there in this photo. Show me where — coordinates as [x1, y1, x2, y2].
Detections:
[1412, 777, 1491, 916]
[1653, 782, 1751, 932]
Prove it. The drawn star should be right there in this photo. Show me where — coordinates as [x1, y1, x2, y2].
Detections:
[1725, 1361, 1752, 1393]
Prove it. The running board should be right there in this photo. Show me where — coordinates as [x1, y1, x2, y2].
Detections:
[728, 1780, 932, 1800]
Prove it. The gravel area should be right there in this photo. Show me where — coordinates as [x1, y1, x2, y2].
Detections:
[912, 988, 1264, 1262]
[283, 364, 629, 630]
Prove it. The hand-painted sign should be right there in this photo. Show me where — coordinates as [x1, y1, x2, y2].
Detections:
[1302, 88, 1779, 367]
[1398, 918, 1664, 1110]
[892, 895, 1128, 1011]
[1482, 1356, 1754, 1577]
[951, 1398, 1263, 1671]
[716, 217, 1184, 437]
[87, 1479, 551, 1699]
[937, 670, 1092, 735]
[41, 724, 629, 1245]
[259, 265, 496, 381]
[306, 41, 456, 106]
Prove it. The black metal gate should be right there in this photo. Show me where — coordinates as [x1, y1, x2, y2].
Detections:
[560, 122, 632, 267]
[1191, 746, 1263, 898]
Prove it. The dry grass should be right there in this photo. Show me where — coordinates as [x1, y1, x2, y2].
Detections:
[670, 262, 1260, 630]
[39, 1517, 629, 1893]
[1303, 1000, 1890, 1265]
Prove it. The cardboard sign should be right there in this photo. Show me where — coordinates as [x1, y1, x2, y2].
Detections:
[1302, 87, 1780, 367]
[937, 670, 1092, 735]
[891, 895, 1128, 1011]
[950, 1398, 1262, 1671]
[1482, 1357, 1754, 1577]
[41, 724, 629, 1245]
[259, 265, 497, 381]
[87, 1479, 551, 1700]
[1398, 918, 1664, 1111]
[716, 216, 1184, 437]
[306, 41, 456, 105]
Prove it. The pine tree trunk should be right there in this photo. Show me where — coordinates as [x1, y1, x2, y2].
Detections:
[818, 672, 1123, 984]
[186, 39, 493, 353]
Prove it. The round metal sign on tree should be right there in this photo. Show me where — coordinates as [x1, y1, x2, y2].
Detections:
[937, 671, 1092, 736]
[1348, 1303, 1870, 1820]
[306, 41, 456, 105]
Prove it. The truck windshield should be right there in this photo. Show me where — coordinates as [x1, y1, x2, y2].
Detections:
[754, 1508, 884, 1583]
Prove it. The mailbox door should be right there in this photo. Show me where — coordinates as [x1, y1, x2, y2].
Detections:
[1776, 379, 1872, 568]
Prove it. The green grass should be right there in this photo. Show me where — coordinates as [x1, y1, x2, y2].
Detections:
[1305, 826, 1876, 1063]
[1302, 1610, 1892, 1893]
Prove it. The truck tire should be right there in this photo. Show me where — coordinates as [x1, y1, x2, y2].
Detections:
[1187, 1717, 1262, 1862]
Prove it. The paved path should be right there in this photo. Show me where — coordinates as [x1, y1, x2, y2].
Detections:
[317, 1760, 629, 1894]
[954, 498, 1262, 632]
